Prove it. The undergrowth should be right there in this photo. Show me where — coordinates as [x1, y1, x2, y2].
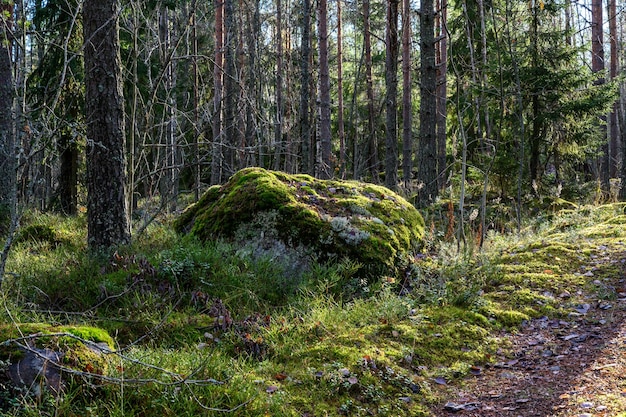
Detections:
[1, 204, 625, 416]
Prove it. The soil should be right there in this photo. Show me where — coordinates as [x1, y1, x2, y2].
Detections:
[435, 248, 626, 417]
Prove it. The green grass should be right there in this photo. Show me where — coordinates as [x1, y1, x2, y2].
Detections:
[1, 204, 626, 416]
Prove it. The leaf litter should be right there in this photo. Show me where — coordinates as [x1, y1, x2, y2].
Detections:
[435, 246, 626, 416]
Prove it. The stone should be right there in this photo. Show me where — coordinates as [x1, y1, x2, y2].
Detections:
[175, 168, 424, 281]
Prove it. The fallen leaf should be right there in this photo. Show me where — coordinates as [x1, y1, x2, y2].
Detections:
[487, 390, 501, 398]
[274, 372, 288, 381]
[469, 366, 482, 375]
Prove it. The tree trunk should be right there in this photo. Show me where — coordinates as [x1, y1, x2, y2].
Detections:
[0, 1, 14, 285]
[608, 0, 618, 178]
[244, 0, 261, 168]
[83, 0, 131, 248]
[57, 133, 78, 215]
[317, 0, 332, 179]
[435, 0, 448, 190]
[337, 0, 346, 178]
[363, 0, 379, 182]
[273, 0, 285, 171]
[299, 0, 312, 175]
[0, 0, 15, 238]
[223, 0, 237, 177]
[591, 0, 608, 187]
[401, 0, 412, 188]
[385, 0, 399, 190]
[529, 5, 541, 185]
[211, 0, 225, 184]
[417, 0, 438, 206]
[158, 6, 178, 212]
[191, 0, 200, 200]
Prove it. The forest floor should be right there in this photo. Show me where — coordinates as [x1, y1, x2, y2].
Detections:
[434, 244, 626, 417]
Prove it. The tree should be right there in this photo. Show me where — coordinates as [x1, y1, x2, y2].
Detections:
[435, 0, 448, 190]
[273, 0, 285, 171]
[608, 0, 618, 178]
[337, 0, 346, 177]
[211, 0, 224, 184]
[591, 0, 608, 187]
[299, 0, 312, 175]
[317, 0, 332, 179]
[83, 0, 131, 248]
[363, 0, 379, 181]
[0, 0, 15, 233]
[0, 0, 13, 285]
[417, 0, 438, 206]
[223, 0, 238, 177]
[384, 0, 399, 190]
[401, 0, 412, 188]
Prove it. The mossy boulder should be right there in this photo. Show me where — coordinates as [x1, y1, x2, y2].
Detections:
[0, 324, 114, 397]
[175, 168, 424, 278]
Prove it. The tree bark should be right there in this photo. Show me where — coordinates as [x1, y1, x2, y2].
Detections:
[83, 0, 131, 248]
[608, 0, 618, 178]
[299, 0, 312, 175]
[435, 0, 448, 190]
[57, 133, 78, 215]
[211, 0, 224, 184]
[337, 0, 346, 178]
[0, 0, 15, 236]
[401, 0, 412, 188]
[363, 0, 379, 182]
[417, 0, 438, 206]
[385, 0, 399, 190]
[273, 0, 285, 171]
[317, 0, 332, 179]
[244, 0, 261, 168]
[591, 0, 608, 187]
[223, 0, 237, 177]
[191, 0, 200, 200]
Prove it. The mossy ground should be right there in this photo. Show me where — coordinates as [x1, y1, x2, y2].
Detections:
[2, 203, 626, 415]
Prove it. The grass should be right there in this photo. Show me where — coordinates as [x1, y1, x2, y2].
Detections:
[1, 203, 626, 415]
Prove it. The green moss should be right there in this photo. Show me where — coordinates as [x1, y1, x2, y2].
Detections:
[0, 323, 114, 350]
[175, 168, 425, 280]
[0, 323, 114, 376]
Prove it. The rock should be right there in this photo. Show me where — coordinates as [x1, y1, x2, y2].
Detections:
[1, 324, 114, 399]
[175, 168, 424, 280]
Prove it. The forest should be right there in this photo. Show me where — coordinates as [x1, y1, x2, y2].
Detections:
[0, 0, 623, 230]
[1, 0, 626, 415]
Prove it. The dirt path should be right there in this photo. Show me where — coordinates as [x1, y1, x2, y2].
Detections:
[435, 248, 626, 417]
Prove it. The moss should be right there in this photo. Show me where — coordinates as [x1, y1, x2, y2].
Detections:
[0, 323, 114, 376]
[175, 168, 425, 280]
[0, 323, 113, 352]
